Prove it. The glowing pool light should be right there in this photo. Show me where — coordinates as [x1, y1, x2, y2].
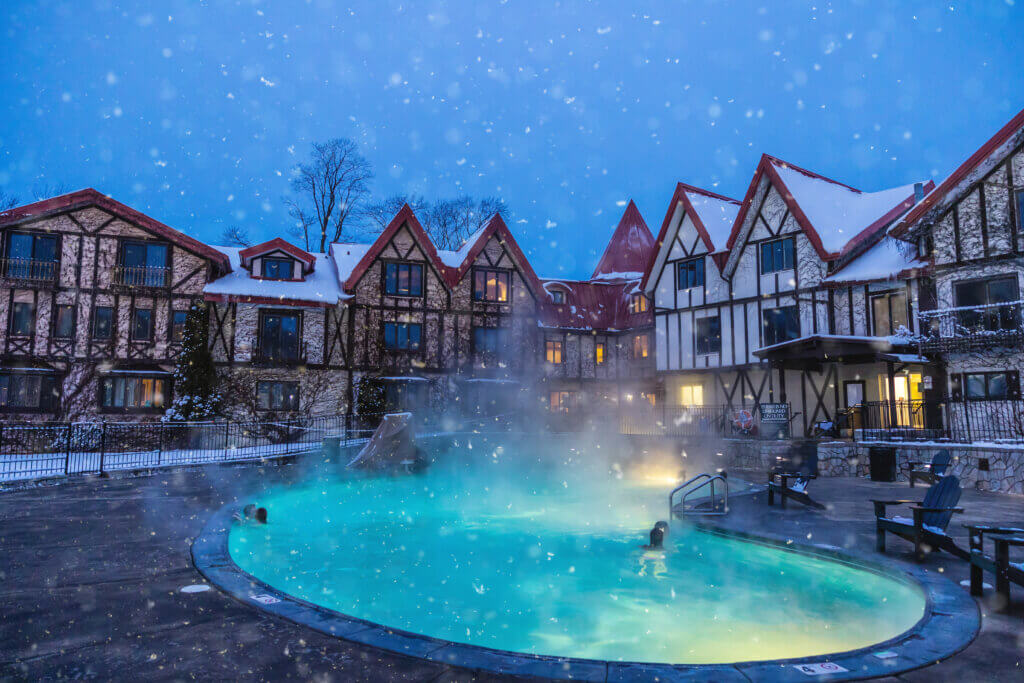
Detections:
[229, 438, 926, 664]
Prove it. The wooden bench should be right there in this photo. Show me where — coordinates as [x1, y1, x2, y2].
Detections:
[767, 472, 825, 510]
[965, 524, 1024, 606]
[872, 475, 968, 561]
[907, 449, 951, 488]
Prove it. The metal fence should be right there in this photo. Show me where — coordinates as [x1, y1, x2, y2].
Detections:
[853, 399, 1024, 444]
[0, 413, 390, 483]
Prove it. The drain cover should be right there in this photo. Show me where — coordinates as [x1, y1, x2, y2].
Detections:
[180, 584, 211, 593]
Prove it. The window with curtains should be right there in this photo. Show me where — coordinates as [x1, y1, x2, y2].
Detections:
[549, 390, 576, 413]
[595, 341, 605, 365]
[696, 316, 721, 354]
[630, 293, 648, 314]
[632, 334, 649, 359]
[679, 384, 703, 406]
[4, 232, 58, 281]
[0, 372, 58, 411]
[871, 291, 909, 336]
[384, 261, 423, 297]
[545, 339, 563, 364]
[473, 268, 510, 303]
[951, 371, 1020, 401]
[119, 240, 170, 286]
[677, 257, 705, 289]
[760, 237, 795, 274]
[99, 375, 167, 410]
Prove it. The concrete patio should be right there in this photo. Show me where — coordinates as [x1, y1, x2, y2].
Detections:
[0, 460, 1021, 681]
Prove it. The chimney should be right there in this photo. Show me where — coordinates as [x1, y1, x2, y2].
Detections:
[913, 182, 925, 203]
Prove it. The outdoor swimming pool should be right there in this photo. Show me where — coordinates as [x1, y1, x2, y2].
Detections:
[228, 437, 927, 664]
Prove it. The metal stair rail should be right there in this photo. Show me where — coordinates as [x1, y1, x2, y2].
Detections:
[669, 473, 729, 517]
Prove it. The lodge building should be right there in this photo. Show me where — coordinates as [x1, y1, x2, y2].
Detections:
[1, 106, 1022, 434]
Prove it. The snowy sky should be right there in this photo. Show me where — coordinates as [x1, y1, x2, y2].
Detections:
[2, 1, 1022, 278]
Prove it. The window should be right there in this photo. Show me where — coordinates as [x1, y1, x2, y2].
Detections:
[595, 341, 605, 365]
[384, 322, 422, 350]
[4, 232, 58, 280]
[954, 277, 1019, 332]
[100, 375, 167, 410]
[1016, 190, 1024, 233]
[259, 312, 301, 361]
[93, 306, 114, 339]
[257, 380, 300, 411]
[383, 380, 428, 411]
[54, 304, 75, 339]
[551, 290, 565, 304]
[762, 305, 800, 347]
[917, 234, 933, 259]
[955, 371, 1020, 401]
[679, 384, 703, 406]
[9, 301, 34, 336]
[119, 241, 169, 286]
[677, 258, 705, 289]
[696, 316, 721, 355]
[473, 268, 510, 303]
[170, 310, 188, 343]
[473, 327, 507, 354]
[384, 262, 423, 297]
[760, 237, 795, 274]
[261, 257, 293, 280]
[549, 390, 576, 413]
[131, 308, 153, 341]
[632, 334, 649, 359]
[545, 339, 563, 364]
[630, 293, 648, 314]
[0, 372, 57, 411]
[871, 292, 909, 336]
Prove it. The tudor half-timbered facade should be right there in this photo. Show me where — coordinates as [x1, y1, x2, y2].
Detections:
[891, 107, 1024, 411]
[644, 161, 932, 436]
[0, 189, 230, 419]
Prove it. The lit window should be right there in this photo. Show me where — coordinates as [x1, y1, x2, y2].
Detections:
[545, 340, 563, 364]
[632, 334, 649, 359]
[595, 341, 605, 365]
[760, 237, 794, 274]
[679, 385, 703, 406]
[549, 390, 575, 412]
[630, 293, 648, 314]
[100, 375, 166, 409]
[473, 268, 510, 303]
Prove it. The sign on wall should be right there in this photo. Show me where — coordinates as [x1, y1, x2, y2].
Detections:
[759, 402, 790, 439]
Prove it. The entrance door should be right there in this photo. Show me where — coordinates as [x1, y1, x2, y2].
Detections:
[843, 381, 865, 431]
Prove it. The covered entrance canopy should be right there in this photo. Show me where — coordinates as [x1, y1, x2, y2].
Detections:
[752, 334, 927, 369]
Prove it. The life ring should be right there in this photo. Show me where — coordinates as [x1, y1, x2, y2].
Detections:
[733, 409, 754, 431]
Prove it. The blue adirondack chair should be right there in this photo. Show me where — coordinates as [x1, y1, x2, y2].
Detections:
[908, 449, 952, 488]
[872, 475, 967, 561]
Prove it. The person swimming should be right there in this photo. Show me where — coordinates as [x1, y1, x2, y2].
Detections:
[641, 521, 670, 550]
[233, 504, 268, 524]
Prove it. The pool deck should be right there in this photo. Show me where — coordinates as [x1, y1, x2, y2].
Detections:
[0, 461, 1022, 681]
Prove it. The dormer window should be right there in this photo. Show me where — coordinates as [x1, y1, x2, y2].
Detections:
[630, 292, 648, 314]
[261, 257, 293, 280]
[551, 290, 566, 304]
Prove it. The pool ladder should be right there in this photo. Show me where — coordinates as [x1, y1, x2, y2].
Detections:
[669, 473, 729, 518]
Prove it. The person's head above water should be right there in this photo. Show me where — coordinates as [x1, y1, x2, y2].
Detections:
[655, 521, 669, 533]
[647, 524, 665, 549]
[255, 507, 268, 524]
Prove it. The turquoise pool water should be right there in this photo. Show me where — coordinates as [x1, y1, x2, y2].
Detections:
[229, 437, 926, 664]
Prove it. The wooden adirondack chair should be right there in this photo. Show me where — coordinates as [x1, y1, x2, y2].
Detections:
[965, 524, 1024, 606]
[908, 449, 951, 488]
[768, 444, 825, 510]
[872, 475, 968, 561]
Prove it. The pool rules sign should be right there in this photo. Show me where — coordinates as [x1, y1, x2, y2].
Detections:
[759, 402, 790, 439]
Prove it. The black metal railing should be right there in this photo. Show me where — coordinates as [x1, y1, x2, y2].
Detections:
[113, 264, 172, 288]
[917, 302, 1024, 352]
[853, 398, 1024, 444]
[250, 341, 308, 365]
[618, 404, 775, 438]
[1, 257, 59, 284]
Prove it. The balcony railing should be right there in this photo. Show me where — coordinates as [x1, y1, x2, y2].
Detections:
[113, 264, 172, 288]
[0, 257, 59, 284]
[851, 398, 1024, 444]
[917, 301, 1024, 352]
[250, 341, 308, 366]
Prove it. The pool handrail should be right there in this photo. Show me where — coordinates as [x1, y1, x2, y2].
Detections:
[669, 473, 729, 518]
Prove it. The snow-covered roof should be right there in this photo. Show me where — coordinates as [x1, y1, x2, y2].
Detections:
[204, 245, 348, 305]
[438, 223, 490, 268]
[824, 236, 926, 285]
[329, 242, 374, 284]
[682, 188, 740, 251]
[771, 160, 919, 254]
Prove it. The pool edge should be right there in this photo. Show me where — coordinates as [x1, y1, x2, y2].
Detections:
[192, 502, 980, 682]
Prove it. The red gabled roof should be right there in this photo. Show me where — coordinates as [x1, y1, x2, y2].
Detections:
[0, 188, 230, 273]
[342, 204, 450, 292]
[239, 237, 316, 270]
[892, 106, 1024, 237]
[591, 200, 656, 279]
[640, 183, 740, 290]
[540, 278, 651, 331]
[445, 213, 545, 295]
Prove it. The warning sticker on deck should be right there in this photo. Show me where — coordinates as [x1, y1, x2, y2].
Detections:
[250, 593, 282, 605]
[792, 662, 850, 675]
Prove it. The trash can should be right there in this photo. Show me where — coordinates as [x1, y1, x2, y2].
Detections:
[868, 447, 897, 482]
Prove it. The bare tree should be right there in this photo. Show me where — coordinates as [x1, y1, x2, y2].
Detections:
[284, 138, 373, 252]
[361, 194, 508, 250]
[31, 182, 71, 201]
[0, 189, 18, 211]
[218, 225, 253, 248]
